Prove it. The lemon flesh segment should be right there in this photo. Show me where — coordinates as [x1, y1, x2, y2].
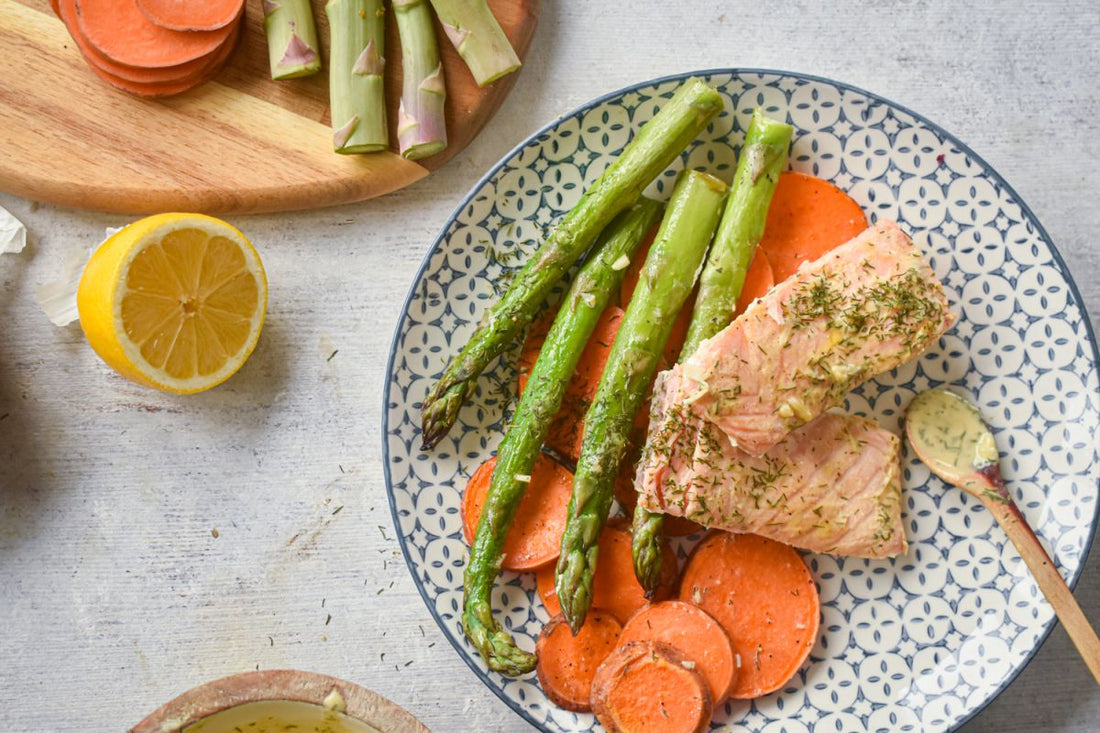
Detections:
[79, 214, 267, 395]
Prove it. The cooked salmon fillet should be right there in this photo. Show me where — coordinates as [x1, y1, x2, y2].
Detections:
[675, 219, 955, 456]
[636, 371, 906, 557]
[632, 219, 954, 557]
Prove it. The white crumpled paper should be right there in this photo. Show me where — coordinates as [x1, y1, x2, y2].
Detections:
[35, 227, 123, 327]
[0, 204, 26, 255]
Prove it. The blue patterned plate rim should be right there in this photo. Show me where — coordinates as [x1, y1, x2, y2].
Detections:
[381, 67, 1099, 732]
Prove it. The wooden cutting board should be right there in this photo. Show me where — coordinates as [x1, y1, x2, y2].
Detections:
[0, 0, 538, 214]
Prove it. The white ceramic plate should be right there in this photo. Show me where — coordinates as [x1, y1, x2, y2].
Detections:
[383, 70, 1099, 732]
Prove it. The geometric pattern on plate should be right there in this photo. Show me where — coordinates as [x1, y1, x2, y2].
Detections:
[382, 69, 1100, 733]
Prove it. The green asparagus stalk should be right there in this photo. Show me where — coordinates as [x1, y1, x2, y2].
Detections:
[326, 0, 388, 154]
[420, 78, 724, 449]
[632, 110, 793, 593]
[554, 170, 728, 634]
[263, 0, 322, 80]
[681, 110, 793, 351]
[394, 0, 447, 159]
[428, 0, 520, 86]
[462, 200, 663, 676]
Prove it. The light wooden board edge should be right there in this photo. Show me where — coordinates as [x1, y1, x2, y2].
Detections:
[0, 0, 539, 214]
[129, 669, 430, 733]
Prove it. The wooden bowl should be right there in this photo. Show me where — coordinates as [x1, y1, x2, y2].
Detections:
[130, 669, 428, 733]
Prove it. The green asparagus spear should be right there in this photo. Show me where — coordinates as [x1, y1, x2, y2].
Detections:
[327, 0, 387, 154]
[554, 170, 728, 634]
[462, 200, 663, 675]
[632, 110, 793, 593]
[262, 0, 322, 80]
[681, 110, 793, 351]
[394, 0, 447, 159]
[428, 0, 520, 86]
[421, 78, 724, 449]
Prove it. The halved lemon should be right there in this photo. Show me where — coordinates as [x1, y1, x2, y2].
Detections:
[77, 213, 268, 394]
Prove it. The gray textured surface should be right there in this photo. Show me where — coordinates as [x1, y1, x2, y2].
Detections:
[2, 1, 1098, 731]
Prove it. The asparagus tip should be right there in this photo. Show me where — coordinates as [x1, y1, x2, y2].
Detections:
[463, 603, 537, 675]
[420, 422, 447, 451]
[420, 382, 466, 449]
[633, 511, 667, 594]
[555, 551, 592, 635]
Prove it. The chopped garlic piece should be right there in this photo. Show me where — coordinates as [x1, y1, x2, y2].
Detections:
[514, 474, 532, 483]
[610, 254, 631, 271]
[782, 396, 814, 422]
[824, 359, 862, 384]
[322, 688, 346, 713]
[680, 660, 696, 670]
[579, 292, 596, 308]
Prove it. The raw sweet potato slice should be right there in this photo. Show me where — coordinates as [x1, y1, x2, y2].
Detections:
[59, 0, 219, 84]
[590, 640, 713, 733]
[79, 22, 239, 98]
[535, 611, 622, 712]
[136, 0, 245, 32]
[74, 0, 236, 69]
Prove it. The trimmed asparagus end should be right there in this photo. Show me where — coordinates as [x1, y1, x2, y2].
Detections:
[402, 142, 447, 160]
[397, 103, 445, 159]
[264, 0, 322, 80]
[395, 0, 447, 159]
[429, 0, 521, 86]
[327, 0, 388, 154]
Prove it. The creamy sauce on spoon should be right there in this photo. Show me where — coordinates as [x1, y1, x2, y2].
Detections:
[906, 388, 999, 482]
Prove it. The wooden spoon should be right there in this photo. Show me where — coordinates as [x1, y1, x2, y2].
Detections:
[906, 387, 1100, 685]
